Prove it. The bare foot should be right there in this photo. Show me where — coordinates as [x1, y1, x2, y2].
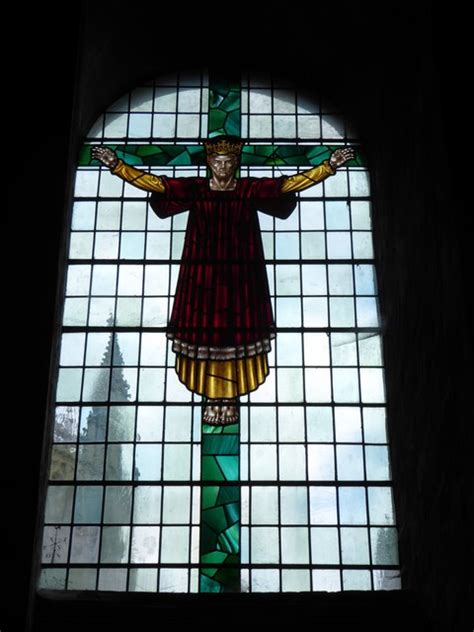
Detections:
[203, 399, 239, 425]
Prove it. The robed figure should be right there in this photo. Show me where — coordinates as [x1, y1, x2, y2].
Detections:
[92, 137, 354, 425]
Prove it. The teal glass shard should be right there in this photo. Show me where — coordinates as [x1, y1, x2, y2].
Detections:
[208, 77, 241, 137]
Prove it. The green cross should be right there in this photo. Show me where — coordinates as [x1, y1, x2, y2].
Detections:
[82, 75, 363, 593]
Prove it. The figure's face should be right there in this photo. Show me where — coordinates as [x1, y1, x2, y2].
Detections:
[207, 153, 238, 178]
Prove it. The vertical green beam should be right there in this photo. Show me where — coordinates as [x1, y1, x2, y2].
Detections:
[199, 75, 242, 593]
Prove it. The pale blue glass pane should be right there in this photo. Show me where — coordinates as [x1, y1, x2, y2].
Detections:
[266, 264, 275, 296]
[54, 406, 80, 442]
[56, 369, 82, 401]
[85, 333, 111, 365]
[50, 445, 76, 480]
[74, 170, 99, 197]
[44, 486, 74, 523]
[249, 407, 277, 442]
[138, 368, 165, 401]
[104, 486, 132, 523]
[123, 201, 147, 229]
[305, 369, 331, 403]
[79, 406, 106, 442]
[67, 568, 96, 590]
[330, 297, 355, 327]
[343, 570, 371, 590]
[322, 115, 344, 139]
[131, 87, 153, 112]
[303, 333, 330, 366]
[281, 527, 310, 563]
[275, 233, 299, 259]
[300, 201, 324, 230]
[120, 233, 145, 259]
[358, 333, 383, 365]
[129, 568, 158, 592]
[353, 232, 374, 259]
[311, 527, 339, 563]
[335, 407, 362, 442]
[355, 264, 376, 295]
[306, 406, 333, 442]
[154, 88, 176, 111]
[94, 232, 119, 259]
[251, 569, 280, 592]
[70, 232, 94, 259]
[97, 201, 121, 230]
[331, 333, 357, 365]
[332, 368, 359, 402]
[98, 569, 127, 591]
[66, 265, 91, 296]
[261, 232, 273, 258]
[349, 170, 370, 197]
[279, 445, 306, 479]
[172, 232, 185, 259]
[280, 486, 308, 525]
[113, 333, 139, 365]
[172, 211, 189, 230]
[105, 444, 134, 480]
[309, 487, 337, 524]
[82, 368, 110, 401]
[251, 487, 278, 524]
[341, 527, 370, 564]
[100, 526, 130, 563]
[142, 297, 168, 327]
[251, 528, 279, 563]
[351, 201, 372, 229]
[104, 112, 127, 136]
[152, 114, 176, 137]
[76, 445, 105, 480]
[165, 368, 193, 402]
[74, 486, 103, 523]
[72, 201, 95, 230]
[160, 527, 189, 563]
[274, 115, 296, 137]
[324, 171, 348, 197]
[63, 298, 89, 326]
[250, 445, 277, 480]
[307, 445, 334, 479]
[301, 232, 325, 259]
[249, 115, 272, 137]
[108, 406, 135, 441]
[136, 406, 163, 442]
[162, 487, 191, 523]
[159, 568, 189, 592]
[368, 487, 395, 525]
[133, 486, 162, 523]
[366, 446, 391, 480]
[249, 372, 276, 403]
[131, 527, 160, 563]
[276, 297, 302, 327]
[363, 408, 387, 443]
[302, 264, 326, 294]
[89, 297, 116, 326]
[115, 298, 140, 327]
[328, 265, 353, 295]
[371, 528, 399, 564]
[274, 89, 296, 112]
[277, 333, 302, 366]
[250, 89, 272, 112]
[303, 297, 328, 327]
[276, 265, 301, 295]
[60, 333, 86, 366]
[356, 297, 380, 327]
[140, 333, 167, 366]
[312, 570, 341, 591]
[178, 87, 201, 112]
[134, 444, 162, 480]
[99, 170, 124, 197]
[164, 406, 192, 441]
[373, 570, 401, 591]
[326, 201, 350, 229]
[281, 570, 311, 591]
[70, 527, 101, 563]
[298, 116, 321, 138]
[163, 444, 191, 480]
[145, 265, 170, 295]
[339, 487, 367, 524]
[91, 265, 117, 295]
[177, 114, 199, 137]
[336, 445, 364, 480]
[360, 368, 385, 403]
[327, 232, 352, 259]
[118, 265, 143, 295]
[128, 113, 152, 137]
[278, 407, 305, 442]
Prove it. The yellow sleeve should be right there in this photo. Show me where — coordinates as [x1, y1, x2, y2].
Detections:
[280, 159, 337, 193]
[110, 159, 166, 193]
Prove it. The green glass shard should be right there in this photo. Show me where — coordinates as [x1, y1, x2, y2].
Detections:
[202, 486, 220, 510]
[202, 435, 239, 455]
[215, 456, 239, 481]
[201, 456, 226, 481]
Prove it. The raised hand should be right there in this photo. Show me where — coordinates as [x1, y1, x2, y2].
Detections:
[91, 146, 119, 169]
[329, 147, 356, 170]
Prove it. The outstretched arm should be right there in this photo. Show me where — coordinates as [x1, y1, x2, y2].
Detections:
[91, 146, 166, 193]
[281, 147, 355, 193]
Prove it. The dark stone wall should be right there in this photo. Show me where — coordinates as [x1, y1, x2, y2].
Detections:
[7, 2, 471, 630]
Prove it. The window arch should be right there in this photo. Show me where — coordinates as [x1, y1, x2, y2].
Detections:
[37, 69, 400, 594]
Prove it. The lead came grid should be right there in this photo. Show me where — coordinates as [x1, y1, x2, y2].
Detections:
[39, 71, 400, 593]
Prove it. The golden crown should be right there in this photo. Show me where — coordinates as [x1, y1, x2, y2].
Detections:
[203, 135, 244, 156]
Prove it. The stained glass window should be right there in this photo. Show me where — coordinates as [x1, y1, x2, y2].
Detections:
[38, 69, 401, 594]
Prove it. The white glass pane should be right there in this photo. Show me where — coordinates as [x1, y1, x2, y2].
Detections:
[336, 445, 364, 480]
[311, 527, 339, 563]
[160, 527, 189, 563]
[280, 486, 308, 524]
[303, 333, 330, 366]
[279, 445, 306, 479]
[302, 264, 326, 295]
[251, 528, 279, 564]
[306, 407, 333, 442]
[303, 297, 328, 327]
[251, 487, 278, 524]
[339, 487, 367, 524]
[341, 527, 370, 564]
[305, 368, 331, 403]
[307, 445, 334, 479]
[278, 407, 305, 442]
[133, 486, 162, 523]
[131, 526, 160, 563]
[281, 527, 309, 563]
[162, 487, 191, 523]
[335, 407, 362, 442]
[250, 445, 277, 480]
[368, 487, 395, 525]
[309, 487, 337, 524]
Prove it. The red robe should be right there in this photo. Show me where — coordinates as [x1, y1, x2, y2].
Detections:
[149, 176, 297, 360]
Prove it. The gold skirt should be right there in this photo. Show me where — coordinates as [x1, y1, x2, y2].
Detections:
[174, 352, 269, 399]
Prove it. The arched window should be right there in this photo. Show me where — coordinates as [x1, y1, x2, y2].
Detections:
[37, 69, 400, 594]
